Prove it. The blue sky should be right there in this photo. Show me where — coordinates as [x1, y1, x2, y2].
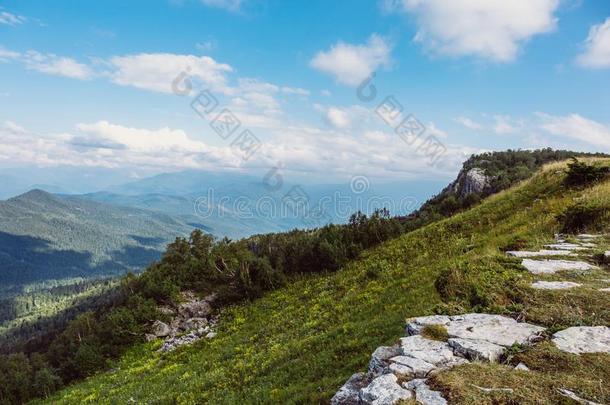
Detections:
[0, 0, 609, 185]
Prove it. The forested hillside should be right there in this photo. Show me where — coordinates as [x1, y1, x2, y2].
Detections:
[39, 157, 609, 404]
[0, 190, 193, 287]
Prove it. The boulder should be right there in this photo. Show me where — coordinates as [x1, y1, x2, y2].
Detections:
[604, 251, 610, 262]
[359, 374, 412, 404]
[331, 373, 367, 405]
[520, 259, 596, 275]
[600, 288, 610, 293]
[151, 320, 172, 337]
[531, 281, 581, 290]
[552, 326, 610, 354]
[448, 338, 505, 362]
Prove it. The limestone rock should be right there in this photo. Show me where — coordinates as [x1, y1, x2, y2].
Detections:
[521, 259, 596, 275]
[604, 251, 610, 262]
[151, 320, 172, 337]
[368, 345, 402, 374]
[408, 313, 545, 348]
[331, 372, 367, 405]
[404, 379, 447, 405]
[514, 362, 530, 371]
[359, 374, 412, 405]
[405, 315, 451, 336]
[448, 338, 505, 362]
[506, 250, 575, 258]
[399, 335, 460, 367]
[552, 326, 610, 354]
[576, 234, 602, 240]
[390, 355, 436, 378]
[531, 281, 581, 290]
[544, 243, 587, 251]
[600, 287, 610, 293]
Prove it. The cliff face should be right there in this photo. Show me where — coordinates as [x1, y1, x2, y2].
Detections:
[444, 167, 493, 199]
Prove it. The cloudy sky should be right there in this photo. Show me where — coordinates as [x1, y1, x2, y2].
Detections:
[0, 0, 609, 184]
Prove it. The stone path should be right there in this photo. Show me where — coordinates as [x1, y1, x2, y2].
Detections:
[332, 234, 610, 404]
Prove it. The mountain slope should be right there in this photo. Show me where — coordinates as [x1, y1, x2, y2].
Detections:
[46, 158, 610, 404]
[0, 190, 193, 287]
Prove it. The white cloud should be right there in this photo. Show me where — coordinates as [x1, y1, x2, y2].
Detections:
[576, 17, 610, 69]
[492, 115, 522, 135]
[0, 48, 93, 80]
[325, 107, 352, 129]
[23, 51, 93, 80]
[321, 89, 332, 97]
[310, 34, 392, 86]
[396, 0, 559, 62]
[281, 86, 310, 96]
[0, 10, 26, 26]
[454, 116, 483, 130]
[538, 113, 610, 149]
[200, 0, 243, 12]
[107, 53, 233, 93]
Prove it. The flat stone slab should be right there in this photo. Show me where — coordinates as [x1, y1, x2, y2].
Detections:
[545, 243, 588, 251]
[390, 355, 436, 378]
[521, 259, 596, 275]
[359, 374, 412, 404]
[552, 326, 610, 354]
[531, 281, 582, 290]
[406, 313, 545, 347]
[600, 287, 610, 293]
[507, 250, 576, 257]
[399, 335, 462, 366]
[448, 338, 505, 362]
[577, 234, 603, 239]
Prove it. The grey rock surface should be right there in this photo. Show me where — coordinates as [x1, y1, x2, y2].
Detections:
[359, 374, 412, 404]
[506, 250, 576, 257]
[552, 326, 610, 354]
[448, 338, 505, 362]
[331, 372, 367, 405]
[531, 281, 581, 290]
[521, 259, 596, 275]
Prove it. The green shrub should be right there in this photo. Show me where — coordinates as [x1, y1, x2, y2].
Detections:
[557, 202, 608, 233]
[564, 159, 608, 186]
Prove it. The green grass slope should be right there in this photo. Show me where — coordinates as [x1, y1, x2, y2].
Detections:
[45, 159, 610, 404]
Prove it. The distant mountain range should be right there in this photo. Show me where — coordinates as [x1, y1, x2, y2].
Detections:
[0, 189, 193, 288]
[0, 169, 444, 291]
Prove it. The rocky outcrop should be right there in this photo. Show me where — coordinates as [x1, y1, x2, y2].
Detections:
[552, 326, 610, 354]
[444, 168, 492, 199]
[332, 313, 544, 404]
[146, 291, 218, 352]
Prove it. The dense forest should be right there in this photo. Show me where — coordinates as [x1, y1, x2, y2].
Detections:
[1, 149, 608, 404]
